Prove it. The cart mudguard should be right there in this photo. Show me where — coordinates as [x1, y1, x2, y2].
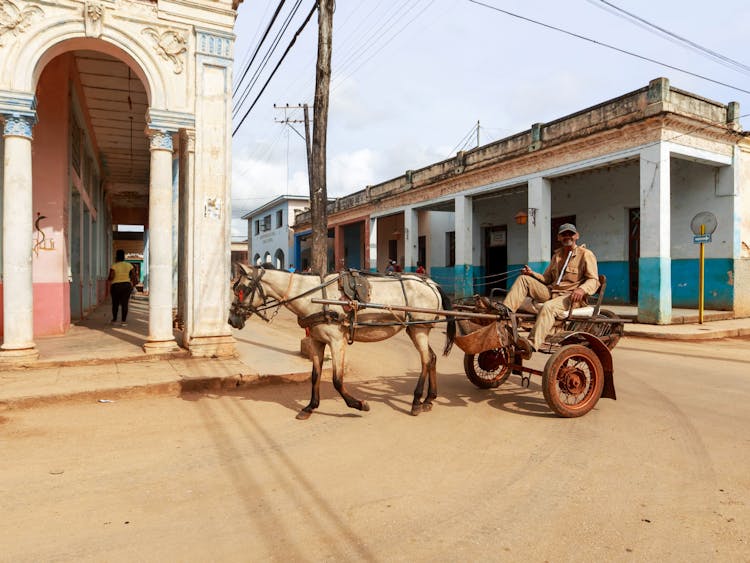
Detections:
[559, 332, 616, 400]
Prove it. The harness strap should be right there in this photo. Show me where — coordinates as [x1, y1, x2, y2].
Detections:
[297, 310, 341, 329]
[280, 272, 295, 303]
[397, 276, 411, 324]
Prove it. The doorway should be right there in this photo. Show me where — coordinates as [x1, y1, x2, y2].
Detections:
[628, 208, 640, 304]
[484, 225, 508, 295]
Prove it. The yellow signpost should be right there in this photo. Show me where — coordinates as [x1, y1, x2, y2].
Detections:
[699, 224, 705, 324]
[691, 212, 717, 325]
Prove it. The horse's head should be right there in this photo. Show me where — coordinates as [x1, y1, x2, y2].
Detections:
[228, 263, 269, 329]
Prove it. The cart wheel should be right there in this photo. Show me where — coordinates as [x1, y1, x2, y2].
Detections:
[598, 309, 623, 350]
[464, 348, 512, 389]
[542, 344, 604, 417]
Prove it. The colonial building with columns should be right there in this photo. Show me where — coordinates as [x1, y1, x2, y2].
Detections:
[0, 0, 241, 362]
[294, 78, 750, 324]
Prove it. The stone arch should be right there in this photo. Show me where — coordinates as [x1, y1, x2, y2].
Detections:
[274, 249, 285, 270]
[253, 253, 261, 266]
[3, 22, 166, 108]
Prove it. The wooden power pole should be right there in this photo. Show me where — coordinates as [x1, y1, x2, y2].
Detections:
[310, 0, 334, 276]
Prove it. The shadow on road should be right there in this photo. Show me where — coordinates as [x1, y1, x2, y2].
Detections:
[181, 369, 559, 419]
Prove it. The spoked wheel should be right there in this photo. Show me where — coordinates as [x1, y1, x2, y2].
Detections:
[464, 348, 512, 389]
[598, 309, 623, 350]
[542, 344, 604, 417]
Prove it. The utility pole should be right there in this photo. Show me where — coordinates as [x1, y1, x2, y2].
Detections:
[310, 0, 334, 276]
[273, 103, 313, 191]
[476, 120, 480, 147]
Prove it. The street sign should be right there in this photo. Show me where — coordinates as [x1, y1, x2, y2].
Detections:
[693, 234, 712, 244]
[690, 211, 718, 235]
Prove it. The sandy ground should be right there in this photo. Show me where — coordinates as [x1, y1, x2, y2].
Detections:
[1, 324, 749, 562]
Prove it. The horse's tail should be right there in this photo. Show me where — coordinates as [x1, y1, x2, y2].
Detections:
[436, 284, 456, 356]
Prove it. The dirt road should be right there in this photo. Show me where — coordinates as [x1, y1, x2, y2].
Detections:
[1, 330, 749, 561]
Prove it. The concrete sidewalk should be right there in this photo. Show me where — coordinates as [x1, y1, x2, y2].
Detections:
[1, 297, 749, 410]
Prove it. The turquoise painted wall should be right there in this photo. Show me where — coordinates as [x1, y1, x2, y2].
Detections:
[430, 266, 455, 293]
[597, 261, 629, 304]
[431, 259, 733, 310]
[672, 258, 733, 309]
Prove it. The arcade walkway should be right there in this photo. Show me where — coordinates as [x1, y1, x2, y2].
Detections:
[34, 294, 185, 366]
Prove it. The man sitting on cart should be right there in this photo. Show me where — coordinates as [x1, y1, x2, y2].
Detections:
[503, 223, 599, 352]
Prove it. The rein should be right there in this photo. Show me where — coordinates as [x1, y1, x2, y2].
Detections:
[231, 267, 339, 322]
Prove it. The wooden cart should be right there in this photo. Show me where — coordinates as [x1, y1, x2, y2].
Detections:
[453, 275, 623, 417]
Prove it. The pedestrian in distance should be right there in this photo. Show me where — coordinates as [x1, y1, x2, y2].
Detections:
[385, 259, 397, 274]
[108, 249, 138, 326]
[416, 261, 426, 275]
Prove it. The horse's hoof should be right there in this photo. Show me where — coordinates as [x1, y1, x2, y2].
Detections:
[296, 410, 312, 420]
[411, 404, 422, 416]
[360, 401, 370, 412]
[421, 402, 433, 412]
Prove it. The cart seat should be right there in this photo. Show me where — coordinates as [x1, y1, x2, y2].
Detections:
[507, 275, 608, 320]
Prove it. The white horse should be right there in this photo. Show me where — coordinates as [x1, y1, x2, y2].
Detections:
[229, 264, 456, 419]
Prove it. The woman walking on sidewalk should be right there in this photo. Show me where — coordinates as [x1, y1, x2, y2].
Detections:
[108, 249, 138, 326]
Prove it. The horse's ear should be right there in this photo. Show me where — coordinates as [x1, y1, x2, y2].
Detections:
[237, 262, 252, 276]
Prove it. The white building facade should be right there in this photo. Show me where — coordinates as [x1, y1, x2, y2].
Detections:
[243, 195, 309, 270]
[0, 0, 242, 363]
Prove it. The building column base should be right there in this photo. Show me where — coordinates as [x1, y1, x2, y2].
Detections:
[0, 346, 40, 364]
[143, 338, 181, 355]
[186, 335, 236, 358]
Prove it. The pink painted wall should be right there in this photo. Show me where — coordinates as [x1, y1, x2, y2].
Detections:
[29, 54, 73, 336]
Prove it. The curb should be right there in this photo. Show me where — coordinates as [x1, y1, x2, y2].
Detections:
[0, 350, 191, 372]
[0, 369, 317, 411]
[624, 327, 750, 340]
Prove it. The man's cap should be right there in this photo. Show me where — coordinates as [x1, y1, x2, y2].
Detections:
[390, 259, 396, 264]
[558, 223, 578, 235]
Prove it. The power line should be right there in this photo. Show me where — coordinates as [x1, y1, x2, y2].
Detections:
[233, 0, 288, 97]
[233, 0, 305, 119]
[466, 0, 750, 97]
[447, 121, 478, 157]
[332, 0, 436, 89]
[232, 2, 318, 137]
[587, 0, 750, 77]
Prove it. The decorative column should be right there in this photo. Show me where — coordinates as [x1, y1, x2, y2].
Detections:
[1, 113, 39, 361]
[368, 217, 378, 272]
[403, 207, 418, 272]
[144, 129, 179, 352]
[454, 195, 474, 298]
[527, 176, 551, 271]
[639, 142, 672, 324]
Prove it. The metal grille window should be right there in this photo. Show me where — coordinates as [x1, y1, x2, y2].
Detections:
[71, 120, 81, 176]
[262, 215, 271, 231]
[446, 231, 455, 267]
[276, 210, 283, 228]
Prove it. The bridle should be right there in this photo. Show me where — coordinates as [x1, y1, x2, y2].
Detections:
[231, 265, 342, 324]
[231, 266, 277, 322]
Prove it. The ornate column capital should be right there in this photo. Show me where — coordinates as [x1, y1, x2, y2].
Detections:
[147, 128, 174, 151]
[2, 113, 36, 139]
[179, 128, 195, 152]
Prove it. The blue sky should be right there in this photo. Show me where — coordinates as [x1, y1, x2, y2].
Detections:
[230, 0, 750, 238]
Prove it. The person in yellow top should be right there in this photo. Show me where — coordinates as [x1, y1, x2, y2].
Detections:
[108, 249, 138, 326]
[503, 223, 599, 351]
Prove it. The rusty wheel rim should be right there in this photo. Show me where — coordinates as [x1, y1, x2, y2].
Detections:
[473, 349, 510, 380]
[555, 356, 595, 405]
